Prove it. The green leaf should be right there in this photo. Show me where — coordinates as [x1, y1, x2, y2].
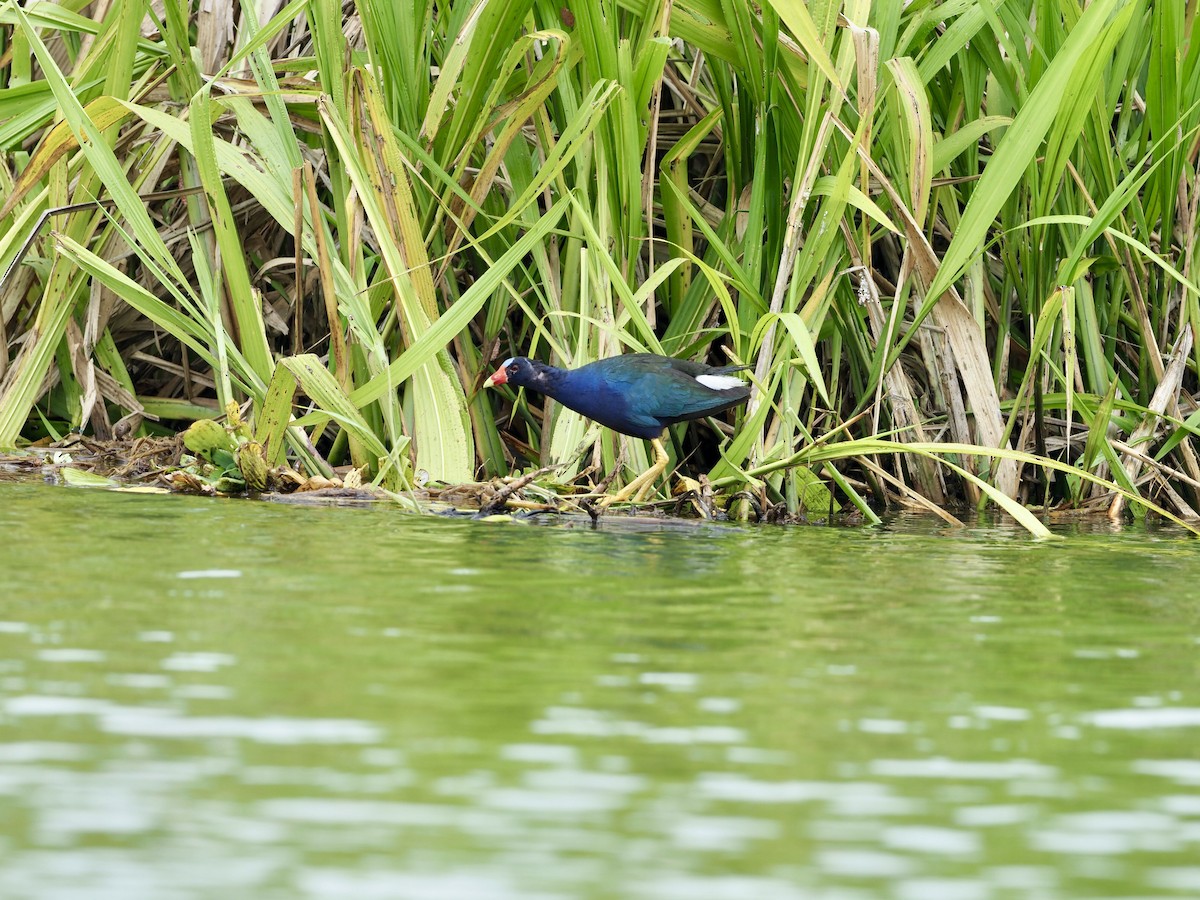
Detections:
[61, 467, 118, 488]
[923, 0, 1124, 302]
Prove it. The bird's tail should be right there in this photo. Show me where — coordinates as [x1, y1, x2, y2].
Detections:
[709, 364, 749, 375]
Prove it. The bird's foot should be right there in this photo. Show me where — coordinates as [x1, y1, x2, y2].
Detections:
[597, 473, 655, 508]
[596, 438, 670, 510]
[596, 477, 651, 509]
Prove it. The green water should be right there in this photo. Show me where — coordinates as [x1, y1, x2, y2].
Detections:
[0, 482, 1198, 899]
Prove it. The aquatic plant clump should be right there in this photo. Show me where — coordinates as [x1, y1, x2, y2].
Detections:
[1, 0, 1198, 533]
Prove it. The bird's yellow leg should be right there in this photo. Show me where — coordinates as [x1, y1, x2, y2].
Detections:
[632, 438, 670, 502]
[600, 438, 669, 507]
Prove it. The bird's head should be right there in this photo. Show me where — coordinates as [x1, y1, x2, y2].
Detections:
[486, 357, 543, 389]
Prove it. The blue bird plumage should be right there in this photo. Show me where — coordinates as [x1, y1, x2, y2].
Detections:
[486, 353, 749, 439]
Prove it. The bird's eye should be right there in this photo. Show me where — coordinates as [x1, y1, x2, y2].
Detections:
[508, 364, 518, 374]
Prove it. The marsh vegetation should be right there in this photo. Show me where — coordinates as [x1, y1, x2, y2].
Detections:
[2, 0, 1199, 534]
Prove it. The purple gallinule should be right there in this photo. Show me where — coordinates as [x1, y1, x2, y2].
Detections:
[486, 353, 749, 503]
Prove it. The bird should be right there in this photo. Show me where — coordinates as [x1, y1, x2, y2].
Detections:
[486, 352, 749, 504]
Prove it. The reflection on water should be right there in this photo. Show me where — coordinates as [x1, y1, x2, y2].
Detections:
[1, 483, 1199, 899]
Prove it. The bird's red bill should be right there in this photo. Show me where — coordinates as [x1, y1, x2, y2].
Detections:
[486, 366, 507, 386]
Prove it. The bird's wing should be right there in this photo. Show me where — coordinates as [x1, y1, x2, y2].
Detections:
[630, 364, 748, 421]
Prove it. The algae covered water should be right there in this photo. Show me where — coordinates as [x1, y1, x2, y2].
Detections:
[0, 482, 1198, 898]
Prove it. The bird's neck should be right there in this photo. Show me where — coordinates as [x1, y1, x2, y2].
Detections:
[527, 360, 571, 398]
